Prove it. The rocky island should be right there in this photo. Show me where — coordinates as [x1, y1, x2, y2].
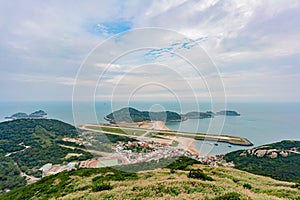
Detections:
[216, 110, 240, 116]
[104, 107, 183, 123]
[5, 110, 47, 120]
[183, 111, 214, 119]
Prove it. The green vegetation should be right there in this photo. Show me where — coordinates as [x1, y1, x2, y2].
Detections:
[166, 156, 201, 171]
[2, 156, 300, 199]
[0, 167, 139, 199]
[105, 107, 182, 123]
[0, 155, 26, 192]
[292, 182, 300, 189]
[243, 183, 252, 190]
[114, 156, 199, 172]
[5, 110, 47, 120]
[184, 111, 214, 119]
[91, 181, 113, 192]
[1, 118, 299, 199]
[212, 192, 242, 200]
[0, 119, 93, 192]
[216, 110, 240, 116]
[262, 140, 300, 150]
[0, 119, 77, 153]
[224, 140, 300, 182]
[188, 169, 214, 181]
[11, 145, 91, 176]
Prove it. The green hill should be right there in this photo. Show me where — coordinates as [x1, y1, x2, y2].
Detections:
[105, 107, 183, 123]
[1, 157, 300, 200]
[224, 140, 300, 182]
[0, 119, 93, 193]
[1, 120, 300, 199]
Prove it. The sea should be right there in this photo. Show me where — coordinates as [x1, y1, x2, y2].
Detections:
[1, 101, 299, 156]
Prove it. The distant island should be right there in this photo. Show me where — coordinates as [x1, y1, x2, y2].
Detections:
[5, 110, 47, 120]
[105, 107, 240, 124]
[216, 110, 240, 116]
[183, 111, 214, 119]
[104, 107, 183, 123]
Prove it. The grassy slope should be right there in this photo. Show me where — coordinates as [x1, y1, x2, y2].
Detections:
[1, 160, 300, 200]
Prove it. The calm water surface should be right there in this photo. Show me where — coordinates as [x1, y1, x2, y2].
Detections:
[1, 101, 299, 155]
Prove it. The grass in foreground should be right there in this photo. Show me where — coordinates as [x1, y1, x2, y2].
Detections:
[1, 157, 300, 200]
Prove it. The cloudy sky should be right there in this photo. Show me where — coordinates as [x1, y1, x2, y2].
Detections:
[0, 0, 299, 102]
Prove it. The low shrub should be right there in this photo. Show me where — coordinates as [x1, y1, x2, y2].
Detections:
[188, 169, 214, 181]
[243, 183, 252, 189]
[91, 181, 113, 192]
[232, 178, 239, 183]
[212, 192, 241, 200]
[291, 182, 300, 189]
[166, 156, 201, 171]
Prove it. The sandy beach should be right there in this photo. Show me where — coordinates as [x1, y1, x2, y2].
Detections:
[89, 121, 201, 155]
[176, 136, 199, 156]
[117, 121, 200, 155]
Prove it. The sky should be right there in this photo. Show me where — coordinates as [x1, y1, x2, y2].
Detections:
[0, 0, 299, 102]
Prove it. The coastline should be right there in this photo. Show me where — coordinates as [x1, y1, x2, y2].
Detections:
[176, 136, 200, 156]
[188, 140, 200, 156]
[80, 121, 253, 157]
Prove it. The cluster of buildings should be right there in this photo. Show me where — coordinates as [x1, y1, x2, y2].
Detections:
[115, 140, 231, 167]
[39, 140, 234, 177]
[193, 154, 234, 167]
[115, 140, 188, 163]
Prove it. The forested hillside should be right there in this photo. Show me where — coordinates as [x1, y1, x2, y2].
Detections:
[0, 119, 92, 193]
[224, 140, 300, 182]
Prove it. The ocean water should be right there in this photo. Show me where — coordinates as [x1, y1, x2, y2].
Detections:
[0, 101, 299, 155]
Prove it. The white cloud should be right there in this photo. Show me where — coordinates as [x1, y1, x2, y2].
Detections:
[0, 0, 299, 101]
